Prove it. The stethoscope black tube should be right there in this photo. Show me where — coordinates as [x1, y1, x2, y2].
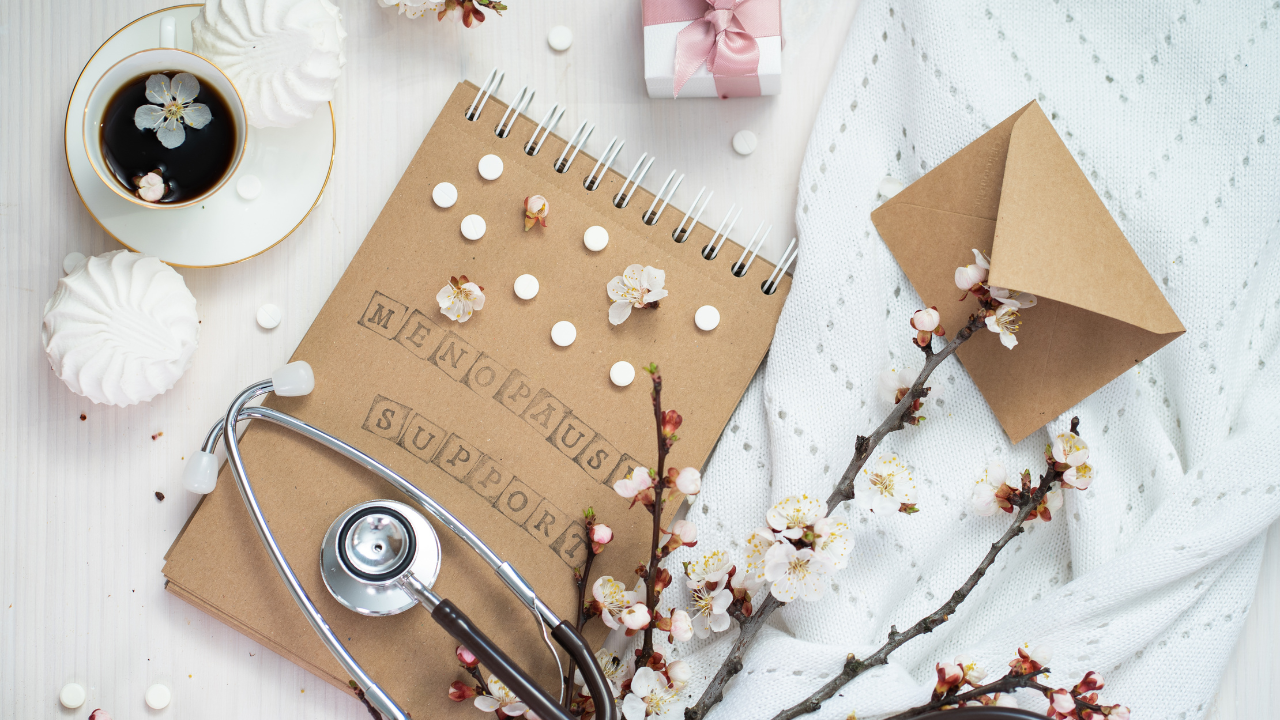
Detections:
[433, 600, 573, 720]
[552, 621, 617, 720]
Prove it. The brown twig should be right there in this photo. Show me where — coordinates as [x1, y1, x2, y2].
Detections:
[563, 546, 598, 707]
[639, 368, 672, 663]
[685, 315, 987, 720]
[767, 421, 1075, 720]
[882, 670, 1049, 719]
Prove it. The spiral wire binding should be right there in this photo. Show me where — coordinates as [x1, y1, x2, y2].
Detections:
[643, 171, 684, 225]
[614, 153, 655, 209]
[466, 69, 503, 121]
[525, 103, 566, 156]
[555, 120, 595, 173]
[702, 205, 742, 260]
[584, 137, 623, 191]
[763, 237, 797, 294]
[673, 187, 712, 243]
[468, 68, 789, 295]
[496, 85, 533, 138]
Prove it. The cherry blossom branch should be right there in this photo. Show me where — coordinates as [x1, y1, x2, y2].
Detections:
[882, 669, 1049, 719]
[640, 367, 673, 663]
[685, 315, 988, 720]
[563, 543, 598, 707]
[768, 420, 1077, 720]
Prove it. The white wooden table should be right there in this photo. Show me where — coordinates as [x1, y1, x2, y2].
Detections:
[0, 1, 1273, 718]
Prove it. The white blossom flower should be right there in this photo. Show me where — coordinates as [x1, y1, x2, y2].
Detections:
[620, 603, 651, 631]
[686, 549, 733, 588]
[812, 517, 853, 569]
[855, 455, 916, 515]
[878, 367, 910, 404]
[668, 609, 693, 643]
[473, 675, 528, 716]
[988, 286, 1037, 309]
[614, 467, 654, 499]
[1030, 645, 1054, 666]
[135, 172, 165, 202]
[740, 528, 775, 593]
[763, 542, 833, 602]
[689, 582, 732, 638]
[673, 467, 701, 495]
[1063, 462, 1094, 490]
[954, 248, 990, 290]
[437, 275, 485, 323]
[660, 519, 697, 548]
[970, 463, 1011, 517]
[666, 660, 692, 689]
[911, 307, 941, 332]
[766, 495, 825, 540]
[985, 304, 1022, 349]
[608, 265, 667, 325]
[574, 628, 635, 697]
[954, 654, 988, 685]
[377, 0, 446, 19]
[1052, 432, 1090, 467]
[593, 576, 639, 630]
[133, 73, 212, 149]
[621, 667, 682, 720]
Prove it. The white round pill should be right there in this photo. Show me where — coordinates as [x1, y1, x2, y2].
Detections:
[583, 225, 609, 252]
[432, 182, 458, 208]
[514, 274, 539, 300]
[145, 683, 171, 710]
[609, 361, 635, 387]
[478, 154, 504, 181]
[236, 174, 262, 200]
[63, 252, 86, 274]
[547, 25, 573, 51]
[257, 303, 281, 329]
[732, 130, 757, 156]
[878, 176, 905, 199]
[461, 214, 486, 240]
[695, 305, 720, 331]
[59, 682, 86, 709]
[551, 321, 577, 347]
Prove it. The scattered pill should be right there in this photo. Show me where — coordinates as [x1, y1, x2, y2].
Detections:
[695, 305, 720, 331]
[732, 130, 757, 156]
[551, 321, 577, 347]
[547, 25, 573, 51]
[460, 214, 487, 240]
[432, 182, 458, 208]
[59, 683, 86, 709]
[878, 176, 904, 199]
[583, 225, 609, 252]
[63, 252, 86, 274]
[256, 303, 281, 329]
[514, 274, 540, 300]
[610, 361, 635, 387]
[144, 683, 171, 710]
[477, 154, 504, 180]
[236, 174, 262, 200]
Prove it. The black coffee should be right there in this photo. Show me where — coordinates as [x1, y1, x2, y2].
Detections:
[100, 72, 236, 203]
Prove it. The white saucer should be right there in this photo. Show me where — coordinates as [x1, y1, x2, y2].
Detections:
[64, 5, 335, 267]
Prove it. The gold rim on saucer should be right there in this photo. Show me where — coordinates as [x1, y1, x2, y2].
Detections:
[64, 4, 336, 268]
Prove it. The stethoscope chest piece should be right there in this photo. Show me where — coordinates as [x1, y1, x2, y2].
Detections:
[321, 500, 442, 616]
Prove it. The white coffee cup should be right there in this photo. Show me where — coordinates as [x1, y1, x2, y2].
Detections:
[83, 16, 246, 209]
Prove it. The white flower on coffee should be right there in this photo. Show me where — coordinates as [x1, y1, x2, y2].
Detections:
[134, 73, 212, 149]
[608, 264, 667, 325]
[135, 172, 165, 202]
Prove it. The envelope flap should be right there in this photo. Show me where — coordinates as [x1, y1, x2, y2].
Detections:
[989, 103, 1185, 336]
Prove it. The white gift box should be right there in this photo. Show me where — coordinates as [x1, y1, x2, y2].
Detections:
[643, 20, 782, 99]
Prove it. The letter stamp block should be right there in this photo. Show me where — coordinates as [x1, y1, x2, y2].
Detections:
[397, 413, 447, 464]
[394, 310, 444, 360]
[358, 291, 408, 339]
[433, 433, 482, 482]
[362, 395, 411, 442]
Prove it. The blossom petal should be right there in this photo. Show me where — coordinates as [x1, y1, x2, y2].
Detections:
[643, 288, 668, 304]
[473, 696, 500, 712]
[156, 118, 185, 149]
[609, 300, 632, 326]
[972, 248, 990, 269]
[182, 102, 212, 129]
[462, 283, 485, 310]
[621, 693, 648, 720]
[134, 104, 165, 130]
[709, 611, 732, 632]
[999, 329, 1018, 349]
[506, 703, 528, 716]
[607, 276, 630, 301]
[437, 284, 455, 307]
[170, 72, 200, 104]
[145, 74, 172, 104]
[641, 266, 665, 291]
[622, 264, 645, 289]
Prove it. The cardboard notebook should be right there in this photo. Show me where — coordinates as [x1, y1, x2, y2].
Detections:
[163, 80, 791, 717]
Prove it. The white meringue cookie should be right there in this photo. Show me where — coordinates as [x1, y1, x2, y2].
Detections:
[192, 0, 346, 129]
[42, 250, 200, 407]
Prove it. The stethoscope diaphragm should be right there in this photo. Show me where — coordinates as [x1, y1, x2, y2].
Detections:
[320, 499, 442, 617]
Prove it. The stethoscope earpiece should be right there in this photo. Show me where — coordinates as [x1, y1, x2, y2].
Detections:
[320, 500, 441, 617]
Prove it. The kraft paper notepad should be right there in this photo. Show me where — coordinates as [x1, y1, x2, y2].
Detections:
[163, 80, 792, 717]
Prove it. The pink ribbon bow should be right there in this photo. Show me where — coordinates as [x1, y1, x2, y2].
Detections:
[644, 0, 781, 98]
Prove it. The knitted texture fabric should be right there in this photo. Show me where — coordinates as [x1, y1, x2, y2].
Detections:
[656, 2, 1280, 719]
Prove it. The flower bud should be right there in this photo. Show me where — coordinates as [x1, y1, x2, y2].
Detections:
[662, 409, 683, 436]
[1048, 688, 1075, 714]
[669, 610, 693, 643]
[1030, 645, 1053, 666]
[448, 681, 476, 702]
[456, 645, 479, 668]
[620, 604, 651, 631]
[674, 467, 702, 495]
[666, 660, 692, 688]
[1074, 670, 1104, 693]
[1106, 705, 1130, 720]
[911, 307, 941, 332]
[591, 523, 614, 551]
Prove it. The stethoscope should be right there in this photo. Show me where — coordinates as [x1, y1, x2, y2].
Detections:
[184, 362, 617, 720]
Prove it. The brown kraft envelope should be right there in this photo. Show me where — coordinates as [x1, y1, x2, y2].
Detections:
[163, 81, 791, 718]
[871, 100, 1184, 443]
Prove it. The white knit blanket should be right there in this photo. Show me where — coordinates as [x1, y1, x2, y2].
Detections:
[663, 2, 1280, 718]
